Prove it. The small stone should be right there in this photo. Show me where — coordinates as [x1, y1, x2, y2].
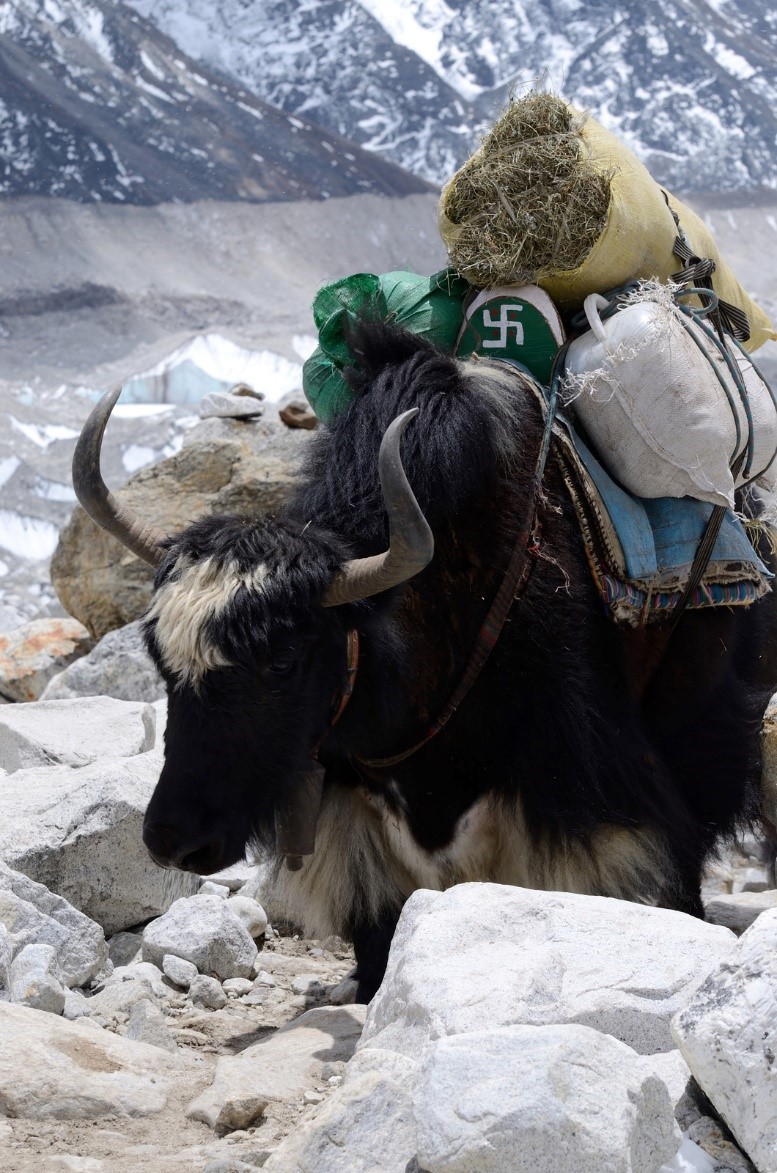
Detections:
[107, 932, 142, 969]
[200, 392, 264, 420]
[327, 977, 359, 1006]
[63, 988, 92, 1021]
[189, 975, 227, 1010]
[200, 881, 230, 899]
[240, 993, 265, 1006]
[142, 895, 258, 980]
[10, 943, 66, 1015]
[687, 1117, 755, 1172]
[303, 1090, 324, 1104]
[202, 1160, 258, 1173]
[321, 1062, 346, 1081]
[279, 403, 317, 430]
[704, 890, 777, 933]
[223, 978, 253, 997]
[227, 896, 268, 939]
[162, 954, 198, 989]
[125, 998, 177, 1052]
[254, 969, 276, 987]
[291, 975, 325, 998]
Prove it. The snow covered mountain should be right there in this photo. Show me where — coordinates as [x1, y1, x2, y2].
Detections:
[128, 0, 777, 193]
[0, 0, 431, 203]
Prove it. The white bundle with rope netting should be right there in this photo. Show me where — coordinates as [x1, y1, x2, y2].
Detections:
[562, 283, 777, 509]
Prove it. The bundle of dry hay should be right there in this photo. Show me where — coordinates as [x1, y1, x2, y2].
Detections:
[440, 92, 611, 288]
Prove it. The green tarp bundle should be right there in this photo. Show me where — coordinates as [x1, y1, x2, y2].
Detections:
[303, 268, 469, 423]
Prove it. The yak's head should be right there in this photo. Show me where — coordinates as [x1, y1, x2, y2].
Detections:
[72, 390, 432, 875]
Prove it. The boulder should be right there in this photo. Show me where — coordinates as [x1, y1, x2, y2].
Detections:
[187, 1004, 367, 1134]
[412, 1024, 681, 1173]
[0, 696, 156, 773]
[0, 1001, 195, 1119]
[0, 755, 198, 934]
[704, 890, 777, 933]
[671, 908, 777, 1173]
[162, 953, 198, 988]
[263, 1047, 416, 1173]
[41, 622, 165, 703]
[142, 894, 257, 980]
[0, 618, 92, 702]
[124, 998, 177, 1052]
[51, 415, 312, 639]
[9, 942, 66, 1015]
[226, 895, 267, 939]
[189, 974, 227, 1010]
[362, 884, 736, 1058]
[0, 861, 107, 987]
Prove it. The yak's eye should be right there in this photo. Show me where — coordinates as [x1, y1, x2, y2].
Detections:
[266, 654, 296, 676]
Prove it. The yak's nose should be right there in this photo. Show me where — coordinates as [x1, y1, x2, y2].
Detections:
[143, 820, 226, 875]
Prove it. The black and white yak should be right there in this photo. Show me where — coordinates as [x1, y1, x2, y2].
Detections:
[74, 321, 777, 1000]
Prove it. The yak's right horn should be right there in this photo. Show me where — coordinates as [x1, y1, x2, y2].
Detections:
[72, 387, 167, 568]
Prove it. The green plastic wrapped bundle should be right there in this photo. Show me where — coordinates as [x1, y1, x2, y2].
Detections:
[303, 268, 469, 423]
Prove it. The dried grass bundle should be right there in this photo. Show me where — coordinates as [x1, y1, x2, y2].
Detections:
[440, 93, 612, 288]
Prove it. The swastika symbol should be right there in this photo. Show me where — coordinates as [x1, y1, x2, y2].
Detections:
[481, 304, 524, 348]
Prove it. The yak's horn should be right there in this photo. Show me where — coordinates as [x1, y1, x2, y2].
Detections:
[323, 409, 434, 607]
[72, 387, 167, 568]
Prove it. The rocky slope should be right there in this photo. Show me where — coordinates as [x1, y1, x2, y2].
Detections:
[0, 0, 431, 203]
[128, 0, 777, 193]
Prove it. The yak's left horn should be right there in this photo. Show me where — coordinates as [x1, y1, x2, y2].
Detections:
[72, 387, 167, 568]
[323, 409, 434, 607]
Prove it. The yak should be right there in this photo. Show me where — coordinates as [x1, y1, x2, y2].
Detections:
[74, 319, 777, 1000]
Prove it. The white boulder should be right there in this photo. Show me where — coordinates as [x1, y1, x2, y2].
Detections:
[41, 621, 165, 703]
[0, 755, 199, 933]
[263, 1047, 416, 1173]
[671, 908, 777, 1173]
[362, 884, 736, 1057]
[0, 861, 107, 987]
[0, 1001, 196, 1119]
[0, 695, 156, 772]
[9, 942, 66, 1015]
[142, 894, 257, 980]
[413, 1024, 681, 1173]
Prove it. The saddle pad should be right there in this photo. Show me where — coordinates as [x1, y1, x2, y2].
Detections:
[557, 422, 772, 624]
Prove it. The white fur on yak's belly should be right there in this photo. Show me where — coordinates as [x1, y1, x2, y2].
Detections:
[271, 783, 669, 939]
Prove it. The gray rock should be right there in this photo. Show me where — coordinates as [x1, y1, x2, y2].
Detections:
[107, 931, 142, 969]
[199, 391, 265, 419]
[9, 943, 66, 1015]
[87, 976, 168, 1027]
[199, 881, 230, 898]
[63, 988, 92, 1021]
[328, 976, 360, 1005]
[0, 618, 92, 702]
[227, 895, 267, 939]
[263, 1047, 415, 1173]
[41, 622, 165, 703]
[223, 978, 254, 997]
[362, 884, 736, 1058]
[162, 953, 199, 988]
[687, 1117, 755, 1172]
[189, 974, 227, 1009]
[0, 695, 156, 773]
[413, 1024, 681, 1173]
[142, 894, 257, 980]
[291, 974, 325, 998]
[671, 908, 777, 1173]
[0, 924, 10, 991]
[703, 890, 777, 933]
[0, 1000, 193, 1119]
[0, 861, 107, 987]
[188, 1005, 366, 1133]
[0, 756, 199, 934]
[125, 998, 177, 1052]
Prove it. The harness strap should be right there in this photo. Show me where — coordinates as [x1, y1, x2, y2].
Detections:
[356, 356, 563, 770]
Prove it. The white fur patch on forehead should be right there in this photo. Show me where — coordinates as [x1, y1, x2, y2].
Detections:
[147, 553, 268, 685]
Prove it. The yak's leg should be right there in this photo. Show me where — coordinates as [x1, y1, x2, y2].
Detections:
[350, 906, 402, 1002]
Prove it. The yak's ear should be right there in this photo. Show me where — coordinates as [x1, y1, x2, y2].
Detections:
[342, 315, 438, 393]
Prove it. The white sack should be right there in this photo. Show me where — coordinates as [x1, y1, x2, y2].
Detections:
[565, 291, 777, 508]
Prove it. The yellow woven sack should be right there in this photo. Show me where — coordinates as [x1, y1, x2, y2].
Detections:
[439, 105, 776, 353]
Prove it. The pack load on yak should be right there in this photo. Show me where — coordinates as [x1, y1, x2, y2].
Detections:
[303, 91, 777, 629]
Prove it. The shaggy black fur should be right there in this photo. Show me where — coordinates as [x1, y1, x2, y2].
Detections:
[143, 319, 777, 997]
